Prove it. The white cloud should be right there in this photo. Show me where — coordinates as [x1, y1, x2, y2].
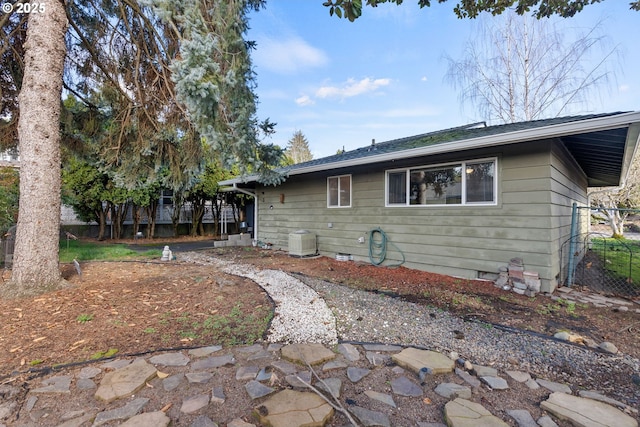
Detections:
[254, 36, 328, 74]
[421, 76, 428, 82]
[315, 77, 391, 99]
[295, 95, 315, 106]
[619, 84, 630, 92]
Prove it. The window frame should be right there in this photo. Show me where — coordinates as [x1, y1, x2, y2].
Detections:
[385, 157, 497, 207]
[327, 174, 352, 208]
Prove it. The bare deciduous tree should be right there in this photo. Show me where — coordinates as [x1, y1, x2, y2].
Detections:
[589, 155, 640, 238]
[444, 12, 620, 124]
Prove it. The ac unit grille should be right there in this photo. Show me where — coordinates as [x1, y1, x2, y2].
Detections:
[288, 231, 316, 257]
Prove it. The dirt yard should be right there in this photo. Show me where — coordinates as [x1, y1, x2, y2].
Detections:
[1, 243, 639, 376]
[1, 241, 639, 426]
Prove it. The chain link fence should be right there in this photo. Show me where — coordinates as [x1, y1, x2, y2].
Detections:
[561, 207, 640, 297]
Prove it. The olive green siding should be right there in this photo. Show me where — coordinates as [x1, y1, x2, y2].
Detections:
[255, 139, 588, 292]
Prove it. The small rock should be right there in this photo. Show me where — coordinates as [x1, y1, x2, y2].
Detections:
[537, 415, 559, 427]
[364, 390, 396, 407]
[351, 406, 391, 427]
[244, 380, 275, 400]
[347, 367, 370, 383]
[391, 376, 422, 397]
[536, 379, 571, 394]
[481, 376, 509, 390]
[506, 371, 531, 383]
[434, 383, 472, 399]
[190, 415, 219, 427]
[598, 341, 618, 354]
[506, 409, 537, 427]
[473, 365, 497, 377]
[285, 371, 312, 388]
[150, 352, 190, 366]
[120, 411, 171, 427]
[337, 343, 360, 362]
[186, 372, 213, 384]
[181, 394, 210, 414]
[211, 386, 226, 404]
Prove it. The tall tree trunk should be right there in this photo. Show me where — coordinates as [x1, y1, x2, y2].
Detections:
[145, 201, 158, 238]
[132, 204, 141, 238]
[8, 1, 68, 297]
[96, 209, 107, 241]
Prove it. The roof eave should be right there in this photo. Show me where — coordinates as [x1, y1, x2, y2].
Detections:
[220, 111, 640, 186]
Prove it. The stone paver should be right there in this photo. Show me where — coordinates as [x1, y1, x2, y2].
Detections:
[31, 375, 72, 394]
[434, 383, 472, 399]
[94, 358, 157, 403]
[351, 406, 391, 427]
[119, 411, 171, 427]
[149, 352, 190, 366]
[255, 389, 334, 427]
[444, 398, 510, 427]
[365, 390, 396, 407]
[506, 409, 537, 427]
[392, 347, 455, 375]
[391, 376, 422, 397]
[536, 378, 572, 394]
[2, 341, 637, 427]
[92, 397, 149, 426]
[281, 343, 336, 365]
[541, 392, 638, 427]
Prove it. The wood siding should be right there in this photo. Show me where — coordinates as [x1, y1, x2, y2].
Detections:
[255, 139, 588, 292]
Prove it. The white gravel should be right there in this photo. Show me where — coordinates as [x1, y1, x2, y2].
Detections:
[180, 251, 640, 404]
[179, 252, 338, 345]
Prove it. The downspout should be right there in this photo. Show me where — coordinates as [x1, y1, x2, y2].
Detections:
[231, 184, 257, 240]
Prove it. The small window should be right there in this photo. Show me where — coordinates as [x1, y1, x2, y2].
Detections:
[386, 158, 496, 206]
[162, 189, 173, 206]
[465, 161, 495, 203]
[328, 175, 351, 208]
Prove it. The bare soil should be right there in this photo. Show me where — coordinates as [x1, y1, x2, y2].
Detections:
[1, 239, 639, 426]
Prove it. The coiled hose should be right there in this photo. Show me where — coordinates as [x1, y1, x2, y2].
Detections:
[368, 227, 405, 267]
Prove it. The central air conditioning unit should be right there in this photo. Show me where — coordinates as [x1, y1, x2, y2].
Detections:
[288, 230, 316, 257]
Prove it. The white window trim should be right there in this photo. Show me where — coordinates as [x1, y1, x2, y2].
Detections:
[385, 157, 498, 207]
[327, 174, 352, 208]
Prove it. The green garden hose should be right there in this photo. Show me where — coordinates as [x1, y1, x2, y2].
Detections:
[368, 227, 405, 267]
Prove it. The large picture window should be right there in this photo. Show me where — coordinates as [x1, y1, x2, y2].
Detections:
[386, 159, 496, 206]
[328, 175, 351, 207]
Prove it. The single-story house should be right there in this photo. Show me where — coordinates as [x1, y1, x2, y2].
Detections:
[221, 112, 640, 293]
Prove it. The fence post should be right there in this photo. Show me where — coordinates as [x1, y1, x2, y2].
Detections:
[566, 202, 578, 287]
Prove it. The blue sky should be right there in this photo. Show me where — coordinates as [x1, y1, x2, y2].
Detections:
[247, 2, 639, 159]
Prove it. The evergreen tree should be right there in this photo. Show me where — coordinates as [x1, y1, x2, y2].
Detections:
[285, 131, 313, 164]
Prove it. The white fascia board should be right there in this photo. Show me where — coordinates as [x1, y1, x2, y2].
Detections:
[619, 121, 640, 186]
[221, 111, 640, 186]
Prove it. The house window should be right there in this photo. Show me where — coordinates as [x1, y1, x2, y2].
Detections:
[386, 158, 496, 206]
[328, 175, 351, 207]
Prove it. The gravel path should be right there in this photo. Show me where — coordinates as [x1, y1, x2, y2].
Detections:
[181, 251, 640, 404]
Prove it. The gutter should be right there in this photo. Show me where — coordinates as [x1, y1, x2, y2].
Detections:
[220, 111, 640, 186]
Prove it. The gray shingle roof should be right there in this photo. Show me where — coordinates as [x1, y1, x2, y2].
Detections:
[222, 111, 640, 187]
[282, 112, 625, 175]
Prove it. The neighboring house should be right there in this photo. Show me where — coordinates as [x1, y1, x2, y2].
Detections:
[0, 149, 19, 168]
[221, 112, 640, 293]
